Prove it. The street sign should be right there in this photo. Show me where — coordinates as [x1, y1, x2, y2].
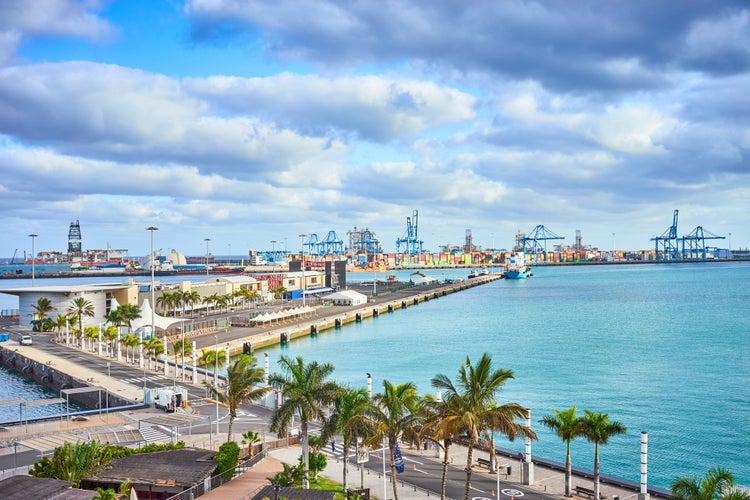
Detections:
[356, 447, 370, 464]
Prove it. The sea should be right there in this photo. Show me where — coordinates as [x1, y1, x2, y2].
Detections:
[1, 261, 748, 489]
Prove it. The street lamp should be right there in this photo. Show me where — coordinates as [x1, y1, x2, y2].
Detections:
[270, 240, 276, 272]
[146, 226, 158, 375]
[299, 234, 306, 306]
[214, 333, 219, 435]
[28, 234, 37, 287]
[204, 238, 211, 277]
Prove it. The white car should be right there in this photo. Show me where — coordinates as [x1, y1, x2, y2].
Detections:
[18, 335, 32, 345]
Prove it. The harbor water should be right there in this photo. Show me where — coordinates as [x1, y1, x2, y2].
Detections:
[1, 262, 749, 488]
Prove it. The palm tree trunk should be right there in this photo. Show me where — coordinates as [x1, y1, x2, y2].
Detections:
[593, 444, 600, 500]
[301, 420, 310, 489]
[464, 438, 475, 500]
[342, 442, 349, 491]
[227, 414, 234, 443]
[389, 439, 400, 500]
[441, 441, 451, 500]
[565, 441, 572, 496]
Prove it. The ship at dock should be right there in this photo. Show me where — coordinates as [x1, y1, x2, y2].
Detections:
[504, 251, 531, 279]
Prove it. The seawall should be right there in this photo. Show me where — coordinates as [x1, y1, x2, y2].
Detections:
[0, 346, 136, 412]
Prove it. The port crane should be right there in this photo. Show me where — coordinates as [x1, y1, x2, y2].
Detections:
[396, 209, 423, 259]
[303, 231, 345, 256]
[520, 225, 565, 262]
[651, 210, 726, 260]
[681, 226, 725, 260]
[651, 210, 680, 260]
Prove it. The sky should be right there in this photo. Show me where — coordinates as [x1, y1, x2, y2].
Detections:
[0, 0, 748, 258]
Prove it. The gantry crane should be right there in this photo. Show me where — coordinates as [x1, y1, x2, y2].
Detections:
[651, 210, 680, 261]
[520, 225, 565, 262]
[681, 226, 725, 260]
[396, 209, 423, 258]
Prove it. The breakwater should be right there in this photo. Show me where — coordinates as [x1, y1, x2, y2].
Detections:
[221, 273, 502, 355]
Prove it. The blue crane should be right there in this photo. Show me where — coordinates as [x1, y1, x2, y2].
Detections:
[520, 225, 565, 262]
[651, 210, 680, 261]
[681, 226, 725, 260]
[396, 209, 423, 258]
[320, 230, 345, 255]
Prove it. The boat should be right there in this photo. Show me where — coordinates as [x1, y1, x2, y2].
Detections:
[480, 266, 489, 275]
[468, 269, 479, 279]
[504, 252, 530, 279]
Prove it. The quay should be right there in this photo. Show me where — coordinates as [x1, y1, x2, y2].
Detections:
[214, 273, 502, 355]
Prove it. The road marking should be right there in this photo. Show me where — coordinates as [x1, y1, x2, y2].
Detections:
[501, 488, 524, 497]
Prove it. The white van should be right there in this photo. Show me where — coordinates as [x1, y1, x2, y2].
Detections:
[18, 335, 32, 345]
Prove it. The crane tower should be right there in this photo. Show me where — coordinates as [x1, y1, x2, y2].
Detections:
[396, 209, 423, 257]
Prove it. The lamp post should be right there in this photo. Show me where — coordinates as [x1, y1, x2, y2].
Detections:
[299, 234, 306, 306]
[146, 226, 158, 376]
[270, 240, 276, 271]
[28, 234, 37, 287]
[205, 238, 211, 276]
[214, 333, 219, 435]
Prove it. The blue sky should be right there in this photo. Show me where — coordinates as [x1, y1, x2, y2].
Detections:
[1, 0, 748, 258]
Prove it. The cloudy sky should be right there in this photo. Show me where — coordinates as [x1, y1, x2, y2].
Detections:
[1, 0, 748, 259]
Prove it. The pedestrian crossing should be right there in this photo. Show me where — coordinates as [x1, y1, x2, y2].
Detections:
[120, 374, 170, 384]
[140, 424, 178, 444]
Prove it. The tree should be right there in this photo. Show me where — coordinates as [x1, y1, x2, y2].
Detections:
[122, 334, 141, 363]
[182, 290, 201, 317]
[200, 347, 227, 385]
[31, 297, 55, 331]
[205, 354, 272, 442]
[540, 406, 584, 497]
[115, 304, 142, 335]
[367, 380, 419, 500]
[671, 466, 750, 500]
[322, 386, 372, 491]
[269, 355, 338, 489]
[67, 296, 95, 339]
[143, 336, 164, 370]
[579, 410, 627, 500]
[242, 430, 261, 457]
[156, 291, 176, 316]
[431, 353, 536, 500]
[421, 393, 465, 500]
[29, 440, 112, 487]
[171, 337, 193, 379]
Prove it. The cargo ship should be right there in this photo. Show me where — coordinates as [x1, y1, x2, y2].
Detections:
[504, 252, 530, 279]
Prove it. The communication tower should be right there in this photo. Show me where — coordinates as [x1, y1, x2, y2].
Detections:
[68, 219, 82, 255]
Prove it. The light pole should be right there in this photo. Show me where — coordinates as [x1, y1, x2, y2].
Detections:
[28, 234, 37, 287]
[299, 234, 306, 306]
[270, 240, 276, 271]
[146, 227, 158, 373]
[214, 333, 219, 435]
[204, 238, 211, 276]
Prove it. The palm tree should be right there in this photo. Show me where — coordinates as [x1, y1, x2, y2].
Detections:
[172, 338, 194, 379]
[241, 430, 261, 457]
[323, 386, 373, 491]
[200, 347, 227, 385]
[579, 410, 627, 500]
[102, 325, 118, 357]
[421, 393, 465, 500]
[671, 466, 750, 500]
[115, 304, 142, 335]
[269, 355, 339, 489]
[67, 296, 95, 338]
[156, 291, 176, 316]
[143, 336, 164, 370]
[540, 406, 584, 497]
[183, 290, 200, 317]
[31, 297, 56, 331]
[54, 314, 71, 342]
[431, 353, 536, 500]
[122, 334, 141, 364]
[205, 354, 272, 442]
[367, 380, 419, 500]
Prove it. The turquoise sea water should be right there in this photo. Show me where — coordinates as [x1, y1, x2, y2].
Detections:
[1, 263, 748, 488]
[258, 262, 750, 489]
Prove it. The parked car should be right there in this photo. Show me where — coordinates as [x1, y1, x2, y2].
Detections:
[18, 335, 32, 345]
